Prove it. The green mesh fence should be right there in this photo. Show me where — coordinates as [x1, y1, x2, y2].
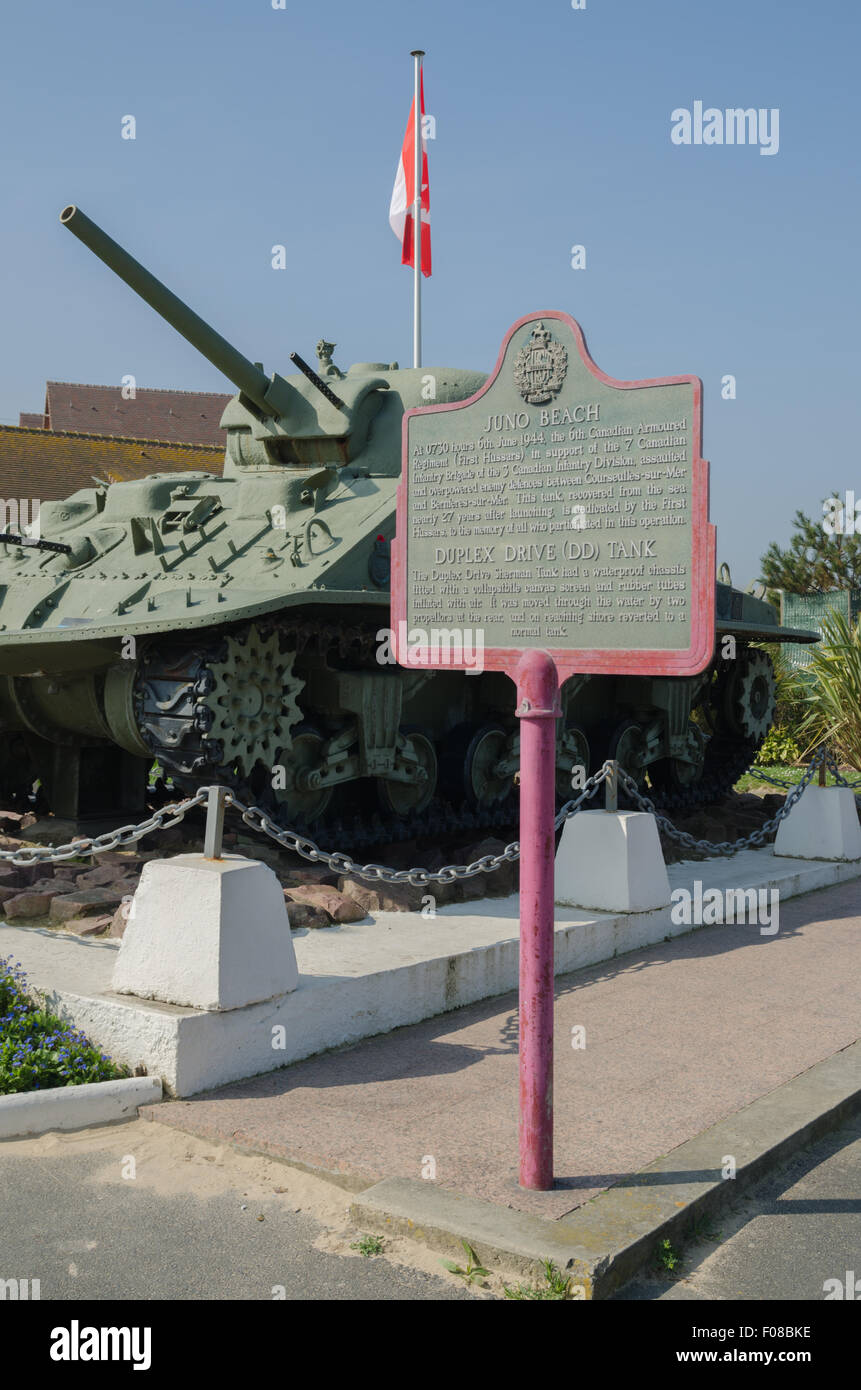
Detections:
[780, 590, 861, 669]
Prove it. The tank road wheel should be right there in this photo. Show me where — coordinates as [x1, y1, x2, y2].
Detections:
[649, 722, 707, 794]
[608, 718, 649, 796]
[440, 722, 515, 809]
[464, 724, 513, 807]
[555, 723, 590, 801]
[440, 722, 510, 808]
[376, 729, 438, 817]
[271, 723, 333, 825]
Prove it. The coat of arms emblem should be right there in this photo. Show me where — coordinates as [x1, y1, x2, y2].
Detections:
[513, 322, 568, 404]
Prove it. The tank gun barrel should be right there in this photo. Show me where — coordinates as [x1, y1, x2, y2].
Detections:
[60, 205, 277, 417]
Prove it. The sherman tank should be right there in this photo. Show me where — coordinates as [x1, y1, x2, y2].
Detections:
[0, 206, 819, 842]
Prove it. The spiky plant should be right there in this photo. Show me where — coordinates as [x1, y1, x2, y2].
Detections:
[790, 610, 861, 769]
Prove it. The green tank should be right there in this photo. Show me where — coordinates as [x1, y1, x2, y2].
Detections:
[0, 207, 818, 839]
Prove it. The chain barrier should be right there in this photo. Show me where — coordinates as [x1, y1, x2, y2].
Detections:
[746, 751, 861, 793]
[0, 746, 857, 878]
[0, 791, 209, 868]
[212, 765, 616, 888]
[823, 750, 861, 790]
[618, 746, 828, 858]
[746, 766, 798, 790]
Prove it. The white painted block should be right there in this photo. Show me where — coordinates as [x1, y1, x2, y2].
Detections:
[0, 1076, 162, 1139]
[555, 809, 671, 912]
[111, 854, 298, 1010]
[774, 783, 861, 862]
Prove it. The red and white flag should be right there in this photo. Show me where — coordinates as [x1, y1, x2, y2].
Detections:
[389, 71, 431, 276]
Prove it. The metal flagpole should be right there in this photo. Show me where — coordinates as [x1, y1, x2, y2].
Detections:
[411, 49, 424, 368]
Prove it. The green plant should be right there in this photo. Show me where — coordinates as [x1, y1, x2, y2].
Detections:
[0, 956, 127, 1094]
[655, 1238, 683, 1274]
[789, 610, 861, 769]
[753, 642, 809, 753]
[759, 495, 861, 593]
[754, 725, 801, 767]
[441, 1240, 490, 1287]
[503, 1260, 574, 1300]
[349, 1234, 384, 1258]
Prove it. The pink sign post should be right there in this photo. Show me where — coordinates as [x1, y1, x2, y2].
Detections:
[392, 310, 715, 1190]
[515, 649, 560, 1189]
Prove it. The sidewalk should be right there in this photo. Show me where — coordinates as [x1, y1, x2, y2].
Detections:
[143, 877, 861, 1233]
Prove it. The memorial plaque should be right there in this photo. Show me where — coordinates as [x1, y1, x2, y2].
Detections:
[392, 310, 715, 678]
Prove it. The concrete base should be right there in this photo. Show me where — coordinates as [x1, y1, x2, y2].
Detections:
[0, 1076, 162, 1139]
[4, 848, 860, 1098]
[774, 783, 861, 862]
[112, 853, 298, 1010]
[555, 809, 671, 911]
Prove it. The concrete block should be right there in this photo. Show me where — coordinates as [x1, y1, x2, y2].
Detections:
[555, 809, 671, 912]
[0, 1076, 162, 1140]
[774, 784, 861, 862]
[111, 853, 298, 1011]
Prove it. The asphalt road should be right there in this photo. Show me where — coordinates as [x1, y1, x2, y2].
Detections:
[4, 1110, 860, 1303]
[615, 1112, 861, 1301]
[0, 1120, 472, 1302]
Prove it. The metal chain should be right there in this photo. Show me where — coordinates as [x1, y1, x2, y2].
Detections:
[221, 774, 601, 885]
[823, 749, 861, 790]
[746, 766, 798, 790]
[0, 791, 209, 867]
[0, 746, 851, 878]
[749, 750, 861, 793]
[617, 746, 828, 857]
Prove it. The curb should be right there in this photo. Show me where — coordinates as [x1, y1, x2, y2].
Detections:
[0, 1076, 163, 1139]
[349, 1039, 861, 1298]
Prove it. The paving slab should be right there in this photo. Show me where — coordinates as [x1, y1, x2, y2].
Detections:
[141, 877, 861, 1252]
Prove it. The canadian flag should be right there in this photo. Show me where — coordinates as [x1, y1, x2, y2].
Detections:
[389, 71, 431, 276]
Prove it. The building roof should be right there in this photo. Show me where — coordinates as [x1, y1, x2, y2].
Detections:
[0, 424, 223, 504]
[18, 412, 45, 429]
[43, 382, 232, 447]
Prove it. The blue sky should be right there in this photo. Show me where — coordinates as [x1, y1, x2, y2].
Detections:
[1, 0, 858, 585]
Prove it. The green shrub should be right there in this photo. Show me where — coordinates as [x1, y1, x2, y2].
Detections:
[754, 725, 801, 767]
[0, 956, 128, 1094]
[789, 611, 861, 768]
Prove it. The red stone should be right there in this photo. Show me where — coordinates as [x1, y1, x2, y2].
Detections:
[50, 887, 126, 922]
[285, 885, 367, 924]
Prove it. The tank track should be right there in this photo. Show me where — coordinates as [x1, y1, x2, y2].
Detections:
[134, 617, 762, 852]
[134, 616, 521, 852]
[645, 734, 759, 814]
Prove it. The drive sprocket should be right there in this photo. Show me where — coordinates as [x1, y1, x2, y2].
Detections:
[202, 627, 304, 775]
[724, 649, 776, 744]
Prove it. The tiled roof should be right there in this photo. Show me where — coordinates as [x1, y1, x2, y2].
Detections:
[44, 382, 232, 446]
[0, 424, 223, 503]
[18, 412, 45, 428]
